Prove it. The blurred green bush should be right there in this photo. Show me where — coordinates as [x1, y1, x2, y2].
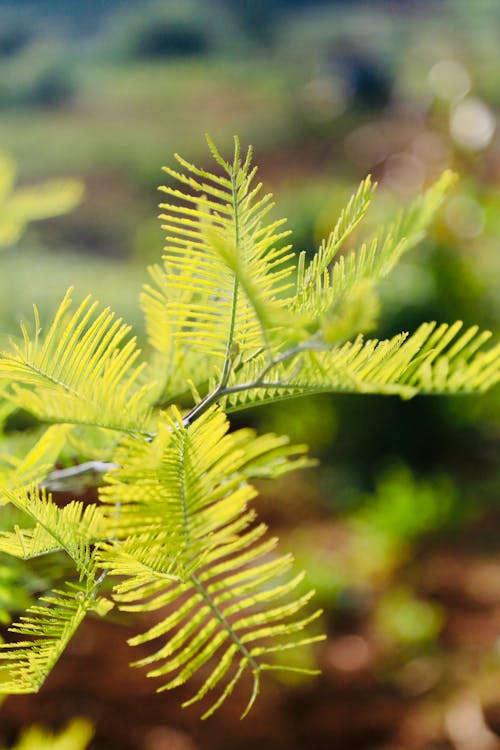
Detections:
[0, 43, 75, 109]
[104, 0, 243, 61]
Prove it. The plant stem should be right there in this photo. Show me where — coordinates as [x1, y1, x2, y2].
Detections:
[182, 340, 328, 426]
[42, 460, 117, 490]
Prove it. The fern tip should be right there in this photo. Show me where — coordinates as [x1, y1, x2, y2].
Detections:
[205, 134, 230, 171]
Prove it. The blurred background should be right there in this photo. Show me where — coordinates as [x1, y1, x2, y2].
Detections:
[0, 0, 499, 748]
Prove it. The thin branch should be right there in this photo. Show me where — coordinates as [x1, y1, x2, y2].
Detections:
[182, 340, 329, 426]
[42, 461, 117, 491]
[218, 166, 242, 391]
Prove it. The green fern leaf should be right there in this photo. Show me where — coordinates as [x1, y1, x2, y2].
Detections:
[0, 493, 104, 563]
[99, 407, 322, 716]
[100, 407, 310, 552]
[107, 523, 323, 718]
[121, 541, 323, 719]
[292, 171, 455, 322]
[5, 718, 94, 750]
[294, 175, 375, 309]
[0, 483, 104, 571]
[223, 321, 499, 410]
[144, 142, 481, 416]
[0, 425, 70, 504]
[0, 289, 154, 435]
[100, 407, 255, 569]
[141, 136, 297, 397]
[0, 578, 109, 694]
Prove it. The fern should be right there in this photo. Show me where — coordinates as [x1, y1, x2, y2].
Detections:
[2, 718, 93, 750]
[0, 150, 82, 249]
[113, 536, 322, 719]
[99, 406, 310, 569]
[0, 425, 70, 502]
[292, 171, 455, 321]
[0, 137, 497, 718]
[294, 174, 375, 310]
[141, 136, 298, 402]
[0, 487, 104, 562]
[0, 576, 111, 693]
[99, 408, 321, 717]
[221, 320, 499, 410]
[0, 289, 154, 435]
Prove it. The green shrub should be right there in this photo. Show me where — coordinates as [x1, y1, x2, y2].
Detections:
[0, 137, 497, 719]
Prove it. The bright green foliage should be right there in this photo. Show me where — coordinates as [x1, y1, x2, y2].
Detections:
[0, 576, 110, 693]
[142, 136, 297, 399]
[293, 171, 455, 320]
[0, 426, 71, 502]
[100, 408, 319, 717]
[0, 152, 83, 248]
[1, 718, 93, 750]
[0, 137, 498, 717]
[100, 407, 310, 566]
[144, 143, 497, 414]
[0, 484, 104, 563]
[0, 290, 154, 435]
[223, 319, 499, 411]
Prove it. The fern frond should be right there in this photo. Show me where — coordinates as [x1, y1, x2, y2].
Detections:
[100, 407, 255, 567]
[0, 578, 109, 694]
[224, 321, 499, 410]
[141, 136, 296, 395]
[143, 142, 467, 414]
[98, 407, 322, 716]
[0, 150, 83, 249]
[0, 425, 70, 504]
[292, 171, 455, 321]
[7, 718, 94, 750]
[0, 289, 154, 434]
[113, 522, 322, 718]
[0, 483, 104, 571]
[0, 386, 17, 427]
[100, 407, 310, 556]
[398, 322, 500, 394]
[295, 175, 375, 308]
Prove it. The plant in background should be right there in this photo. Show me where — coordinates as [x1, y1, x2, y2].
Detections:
[107, 0, 239, 61]
[0, 137, 497, 718]
[1, 718, 93, 750]
[0, 151, 82, 248]
[0, 153, 83, 659]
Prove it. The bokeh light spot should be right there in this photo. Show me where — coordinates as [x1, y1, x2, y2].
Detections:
[428, 59, 471, 101]
[450, 98, 496, 151]
[445, 195, 485, 239]
[383, 152, 425, 194]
